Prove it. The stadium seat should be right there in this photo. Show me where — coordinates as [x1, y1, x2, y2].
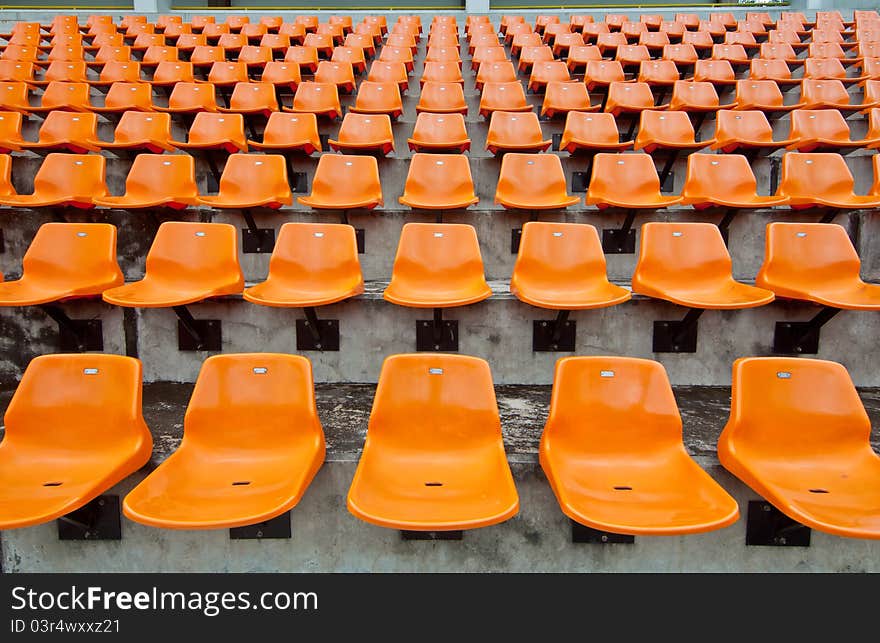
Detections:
[804, 57, 865, 84]
[566, 45, 602, 73]
[331, 46, 366, 74]
[174, 34, 207, 52]
[92, 81, 154, 113]
[471, 46, 507, 72]
[204, 61, 248, 88]
[220, 81, 278, 118]
[786, 108, 880, 151]
[693, 60, 737, 86]
[475, 61, 517, 90]
[155, 81, 218, 114]
[189, 45, 226, 68]
[0, 61, 34, 83]
[0, 353, 152, 530]
[667, 80, 729, 114]
[605, 81, 666, 116]
[616, 44, 652, 69]
[102, 221, 244, 307]
[540, 356, 739, 535]
[711, 44, 750, 68]
[596, 32, 628, 57]
[302, 33, 333, 58]
[732, 79, 799, 113]
[639, 31, 670, 53]
[637, 60, 681, 88]
[681, 31, 714, 54]
[517, 45, 554, 73]
[314, 60, 356, 94]
[93, 154, 198, 210]
[91, 61, 141, 85]
[377, 46, 414, 72]
[99, 111, 174, 154]
[367, 61, 408, 91]
[149, 61, 194, 87]
[540, 81, 596, 118]
[425, 46, 462, 68]
[682, 153, 788, 211]
[416, 81, 467, 114]
[528, 61, 570, 93]
[0, 153, 106, 208]
[758, 43, 803, 65]
[486, 111, 551, 154]
[347, 353, 518, 531]
[284, 46, 319, 73]
[748, 59, 801, 87]
[286, 81, 341, 119]
[0, 112, 24, 151]
[343, 34, 374, 59]
[235, 45, 271, 69]
[172, 112, 247, 153]
[0, 82, 31, 114]
[297, 154, 382, 210]
[633, 222, 775, 308]
[248, 111, 320, 154]
[718, 357, 880, 539]
[495, 153, 579, 209]
[421, 61, 464, 86]
[510, 222, 630, 310]
[386, 33, 417, 52]
[19, 110, 100, 153]
[711, 109, 795, 154]
[407, 112, 471, 152]
[140, 45, 177, 67]
[800, 79, 873, 111]
[775, 152, 880, 209]
[583, 61, 628, 92]
[328, 112, 394, 155]
[399, 153, 478, 210]
[558, 111, 634, 154]
[259, 61, 301, 91]
[662, 43, 699, 68]
[29, 61, 88, 86]
[29, 81, 92, 113]
[634, 110, 714, 153]
[198, 154, 291, 209]
[586, 153, 681, 209]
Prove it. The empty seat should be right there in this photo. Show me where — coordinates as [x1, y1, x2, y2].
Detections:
[486, 110, 551, 154]
[198, 154, 291, 209]
[637, 60, 680, 87]
[328, 112, 394, 155]
[804, 57, 864, 84]
[540, 356, 739, 535]
[518, 45, 554, 73]
[749, 59, 801, 87]
[634, 110, 713, 153]
[0, 61, 34, 83]
[718, 357, 880, 539]
[732, 79, 797, 112]
[632, 222, 775, 308]
[29, 81, 92, 113]
[407, 112, 470, 152]
[605, 81, 666, 116]
[421, 61, 464, 86]
[416, 81, 467, 114]
[343, 34, 374, 59]
[711, 44, 750, 66]
[471, 47, 507, 72]
[349, 80, 403, 119]
[667, 80, 727, 112]
[331, 46, 366, 74]
[586, 153, 681, 209]
[479, 81, 531, 118]
[681, 153, 788, 209]
[92, 61, 142, 86]
[124, 353, 324, 530]
[314, 60, 356, 94]
[92, 81, 154, 113]
[475, 60, 517, 90]
[775, 152, 880, 209]
[559, 111, 633, 154]
[286, 81, 341, 119]
[0, 112, 24, 152]
[243, 223, 363, 308]
[711, 109, 794, 153]
[204, 61, 248, 87]
[248, 111, 321, 154]
[347, 353, 518, 531]
[297, 154, 382, 210]
[302, 33, 333, 57]
[424, 46, 462, 67]
[0, 153, 106, 208]
[0, 354, 152, 530]
[220, 81, 278, 117]
[156, 81, 218, 114]
[786, 108, 879, 151]
[284, 46, 320, 73]
[19, 110, 100, 153]
[171, 112, 247, 153]
[29, 61, 88, 86]
[495, 153, 578, 210]
[399, 153, 478, 210]
[510, 222, 630, 309]
[259, 62, 301, 91]
[565, 45, 602, 74]
[377, 46, 414, 72]
[94, 154, 198, 210]
[800, 79, 872, 112]
[662, 43, 699, 67]
[99, 111, 174, 153]
[140, 45, 178, 67]
[102, 221, 244, 308]
[189, 45, 226, 67]
[528, 61, 571, 93]
[693, 59, 737, 86]
[149, 61, 194, 87]
[366, 61, 408, 91]
[0, 82, 33, 116]
[616, 44, 652, 68]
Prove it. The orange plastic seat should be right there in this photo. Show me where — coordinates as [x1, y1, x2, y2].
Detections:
[804, 57, 865, 84]
[0, 61, 35, 83]
[140, 45, 177, 67]
[719, 357, 880, 539]
[0, 82, 31, 115]
[204, 61, 248, 87]
[424, 46, 461, 68]
[220, 81, 278, 117]
[384, 222, 490, 308]
[407, 112, 470, 152]
[29, 81, 92, 113]
[479, 81, 531, 118]
[97, 110, 173, 155]
[347, 353, 518, 531]
[328, 112, 394, 155]
[540, 81, 595, 118]
[541, 356, 738, 535]
[173, 34, 206, 51]
[639, 31, 670, 52]
[156, 81, 217, 114]
[748, 59, 801, 87]
[343, 34, 373, 59]
[331, 46, 366, 74]
[527, 61, 570, 93]
[45, 45, 85, 63]
[386, 33, 417, 52]
[634, 110, 713, 153]
[475, 61, 517, 90]
[510, 32, 542, 56]
[215, 33, 246, 53]
[286, 81, 341, 119]
[28, 61, 87, 86]
[732, 79, 798, 112]
[0, 112, 24, 152]
[693, 59, 737, 86]
[786, 108, 879, 151]
[377, 45, 414, 72]
[314, 60, 355, 94]
[616, 44, 652, 68]
[259, 62, 302, 91]
[775, 152, 880, 209]
[92, 81, 154, 113]
[518, 45, 554, 73]
[511, 222, 630, 309]
[421, 61, 464, 86]
[347, 80, 402, 119]
[149, 61, 194, 87]
[0, 153, 105, 208]
[367, 61, 408, 91]
[91, 60, 141, 86]
[102, 221, 243, 308]
[681, 153, 788, 209]
[416, 81, 467, 115]
[399, 153, 478, 210]
[18, 110, 100, 153]
[724, 31, 759, 50]
[586, 153, 681, 209]
[637, 60, 680, 87]
[0, 45, 39, 63]
[758, 42, 803, 65]
[123, 353, 323, 530]
[0, 354, 152, 530]
[240, 23, 268, 41]
[88, 44, 131, 67]
[172, 112, 247, 153]
[596, 32, 628, 56]
[800, 79, 872, 111]
[248, 111, 320, 154]
[668, 80, 727, 112]
[303, 33, 333, 58]
[198, 154, 291, 209]
[662, 43, 700, 67]
[486, 111, 551, 154]
[471, 46, 507, 72]
[605, 81, 666, 116]
[297, 154, 382, 210]
[189, 45, 225, 68]
[236, 46, 279, 67]
[711, 109, 794, 153]
[559, 111, 633, 154]
[495, 153, 578, 210]
[283, 46, 319, 73]
[94, 154, 198, 210]
[632, 222, 775, 308]
[130, 33, 164, 51]
[565, 45, 602, 74]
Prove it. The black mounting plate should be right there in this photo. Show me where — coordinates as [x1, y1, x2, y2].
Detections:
[653, 319, 699, 353]
[773, 321, 821, 355]
[58, 319, 104, 353]
[416, 319, 459, 352]
[571, 521, 635, 544]
[296, 318, 340, 351]
[746, 501, 811, 547]
[602, 228, 636, 254]
[533, 319, 576, 352]
[57, 495, 121, 541]
[241, 227, 276, 254]
[230, 511, 292, 540]
[177, 319, 222, 351]
[511, 227, 522, 254]
[401, 530, 463, 541]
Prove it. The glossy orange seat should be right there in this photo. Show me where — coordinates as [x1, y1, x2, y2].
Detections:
[711, 44, 750, 66]
[407, 112, 470, 152]
[124, 353, 324, 530]
[238, 46, 274, 68]
[632, 222, 775, 308]
[682, 153, 788, 209]
[297, 154, 382, 210]
[99, 111, 174, 154]
[174, 34, 207, 52]
[719, 357, 880, 539]
[662, 43, 699, 67]
[586, 153, 681, 209]
[693, 59, 737, 86]
[416, 81, 467, 114]
[732, 79, 798, 112]
[171, 112, 246, 153]
[149, 61, 194, 87]
[758, 42, 803, 65]
[0, 82, 34, 114]
[0, 153, 106, 208]
[19, 110, 101, 153]
[284, 46, 319, 73]
[486, 110, 551, 154]
[102, 221, 243, 308]
[565, 45, 602, 73]
[303, 33, 333, 58]
[0, 61, 35, 83]
[198, 154, 291, 209]
[91, 61, 141, 86]
[0, 222, 122, 305]
[156, 81, 218, 114]
[711, 109, 794, 153]
[220, 81, 278, 117]
[29, 81, 92, 113]
[92, 81, 154, 113]
[634, 110, 714, 153]
[366, 61, 408, 91]
[667, 79, 728, 112]
[88, 45, 131, 67]
[189, 45, 225, 68]
[748, 59, 801, 87]
[377, 45, 414, 72]
[518, 45, 554, 73]
[616, 44, 652, 68]
[528, 61, 570, 93]
[386, 33, 417, 53]
[0, 112, 24, 152]
[259, 62, 301, 92]
[248, 111, 320, 154]
[347, 353, 518, 531]
[94, 154, 198, 210]
[471, 46, 507, 72]
[204, 61, 248, 87]
[475, 61, 517, 91]
[331, 46, 366, 74]
[786, 108, 879, 151]
[637, 60, 680, 87]
[496, 153, 579, 210]
[286, 81, 341, 119]
[605, 81, 665, 116]
[424, 46, 461, 68]
[328, 112, 394, 155]
[0, 354, 152, 530]
[541, 356, 738, 535]
[140, 45, 177, 67]
[511, 222, 630, 309]
[596, 32, 628, 56]
[313, 60, 355, 94]
[479, 81, 531, 118]
[421, 61, 464, 86]
[775, 152, 880, 209]
[399, 153, 478, 210]
[804, 57, 864, 84]
[559, 111, 633, 154]
[343, 34, 373, 59]
[28, 61, 87, 86]
[799, 79, 870, 111]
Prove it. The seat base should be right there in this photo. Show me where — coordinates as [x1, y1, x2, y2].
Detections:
[571, 520, 635, 544]
[57, 495, 121, 541]
[533, 313, 576, 351]
[746, 500, 812, 547]
[416, 316, 458, 352]
[229, 511, 292, 539]
[401, 530, 463, 540]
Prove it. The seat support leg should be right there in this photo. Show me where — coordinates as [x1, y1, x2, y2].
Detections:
[38, 304, 103, 352]
[205, 152, 223, 192]
[229, 511, 292, 540]
[296, 306, 340, 351]
[240, 209, 275, 254]
[533, 309, 576, 351]
[244, 116, 258, 141]
[772, 306, 840, 354]
[624, 114, 638, 141]
[571, 520, 635, 544]
[173, 305, 222, 351]
[602, 209, 637, 254]
[654, 87, 668, 106]
[57, 495, 121, 541]
[819, 208, 840, 224]
[652, 307, 704, 353]
[339, 210, 365, 254]
[658, 151, 679, 192]
[416, 307, 459, 352]
[746, 500, 811, 547]
[691, 111, 708, 138]
[717, 208, 739, 246]
[435, 208, 444, 224]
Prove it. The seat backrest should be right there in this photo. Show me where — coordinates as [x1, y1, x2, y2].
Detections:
[41, 81, 91, 109]
[497, 153, 569, 201]
[638, 59, 680, 84]
[292, 81, 339, 109]
[735, 79, 784, 107]
[142, 45, 178, 64]
[403, 153, 475, 203]
[607, 80, 655, 108]
[261, 61, 301, 85]
[776, 152, 856, 199]
[103, 81, 153, 109]
[0, 82, 32, 110]
[367, 61, 407, 84]
[789, 108, 851, 142]
[488, 110, 545, 144]
[207, 61, 249, 84]
[122, 154, 197, 200]
[635, 110, 696, 147]
[805, 57, 847, 79]
[481, 81, 528, 108]
[168, 81, 216, 109]
[693, 59, 735, 82]
[267, 221, 361, 290]
[37, 110, 98, 143]
[410, 112, 468, 143]
[112, 111, 171, 144]
[355, 81, 401, 109]
[390, 222, 487, 292]
[336, 112, 392, 144]
[682, 153, 760, 203]
[514, 221, 612, 289]
[670, 79, 719, 107]
[714, 109, 774, 146]
[99, 61, 142, 84]
[228, 82, 278, 111]
[563, 111, 619, 144]
[186, 112, 246, 145]
[315, 60, 354, 83]
[308, 153, 381, 203]
[261, 111, 317, 145]
[749, 58, 793, 81]
[0, 112, 23, 144]
[152, 61, 194, 84]
[0, 61, 34, 82]
[588, 153, 663, 200]
[476, 61, 517, 84]
[218, 154, 290, 202]
[632, 222, 733, 290]
[43, 61, 88, 83]
[190, 45, 226, 65]
[144, 221, 242, 285]
[19, 222, 123, 290]
[801, 79, 850, 105]
[422, 62, 464, 84]
[33, 153, 107, 200]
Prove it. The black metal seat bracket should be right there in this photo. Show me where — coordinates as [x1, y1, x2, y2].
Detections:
[652, 307, 705, 353]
